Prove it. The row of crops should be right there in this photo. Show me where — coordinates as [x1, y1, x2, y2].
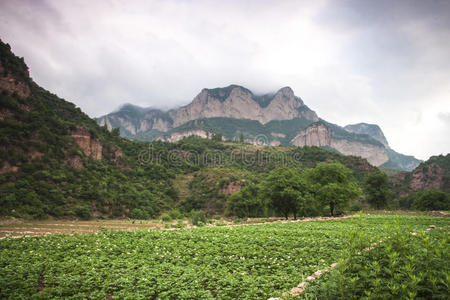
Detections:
[0, 215, 448, 299]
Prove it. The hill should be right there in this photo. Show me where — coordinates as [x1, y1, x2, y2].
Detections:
[0, 39, 383, 219]
[98, 87, 420, 170]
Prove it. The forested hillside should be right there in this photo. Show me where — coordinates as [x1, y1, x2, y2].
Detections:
[1, 39, 448, 220]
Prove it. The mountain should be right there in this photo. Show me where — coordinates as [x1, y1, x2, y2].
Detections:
[389, 154, 450, 201]
[98, 85, 422, 169]
[97, 85, 319, 140]
[0, 39, 380, 219]
[344, 123, 389, 148]
[344, 123, 422, 171]
[0, 39, 179, 219]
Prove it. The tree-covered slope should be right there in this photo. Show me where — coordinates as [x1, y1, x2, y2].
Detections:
[0, 39, 179, 219]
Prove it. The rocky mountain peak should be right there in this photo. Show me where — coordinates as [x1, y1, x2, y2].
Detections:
[344, 123, 389, 148]
[276, 86, 294, 97]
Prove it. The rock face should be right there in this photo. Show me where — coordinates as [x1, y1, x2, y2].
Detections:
[344, 123, 389, 148]
[157, 130, 213, 143]
[291, 123, 389, 166]
[96, 85, 419, 170]
[222, 181, 244, 196]
[71, 127, 102, 160]
[96, 85, 318, 138]
[331, 139, 389, 167]
[291, 123, 332, 147]
[172, 86, 318, 127]
[410, 164, 446, 191]
[344, 123, 421, 170]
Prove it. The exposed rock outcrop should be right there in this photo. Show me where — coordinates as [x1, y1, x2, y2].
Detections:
[68, 155, 83, 169]
[291, 123, 389, 166]
[172, 86, 318, 126]
[157, 130, 213, 143]
[410, 164, 446, 191]
[0, 162, 19, 174]
[344, 123, 389, 148]
[71, 127, 102, 160]
[291, 123, 332, 147]
[222, 180, 244, 196]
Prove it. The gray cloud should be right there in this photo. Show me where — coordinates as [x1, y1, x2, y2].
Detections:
[0, 0, 449, 160]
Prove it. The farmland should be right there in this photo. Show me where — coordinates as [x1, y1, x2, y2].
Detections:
[0, 214, 449, 299]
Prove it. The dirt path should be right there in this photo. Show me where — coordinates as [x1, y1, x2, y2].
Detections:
[0, 215, 358, 239]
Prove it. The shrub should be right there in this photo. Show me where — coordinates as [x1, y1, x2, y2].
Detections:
[349, 202, 363, 212]
[168, 209, 183, 220]
[190, 210, 207, 226]
[412, 190, 450, 211]
[161, 215, 172, 222]
[130, 208, 150, 220]
[74, 205, 91, 220]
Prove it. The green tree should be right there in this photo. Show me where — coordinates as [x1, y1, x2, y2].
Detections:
[412, 190, 450, 211]
[239, 133, 244, 143]
[226, 183, 265, 218]
[212, 133, 222, 142]
[263, 167, 311, 219]
[304, 162, 361, 216]
[364, 170, 390, 209]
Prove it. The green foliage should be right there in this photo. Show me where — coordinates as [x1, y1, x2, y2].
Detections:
[226, 182, 266, 218]
[304, 162, 361, 216]
[364, 170, 391, 209]
[412, 190, 450, 211]
[263, 167, 313, 219]
[130, 208, 149, 220]
[168, 209, 183, 220]
[190, 210, 207, 226]
[0, 41, 30, 83]
[211, 133, 223, 142]
[349, 201, 363, 212]
[161, 215, 172, 222]
[74, 205, 91, 220]
[303, 219, 449, 299]
[0, 215, 447, 299]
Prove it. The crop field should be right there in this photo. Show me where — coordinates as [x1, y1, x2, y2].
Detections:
[0, 215, 448, 299]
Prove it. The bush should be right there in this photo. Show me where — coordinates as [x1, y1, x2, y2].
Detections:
[412, 190, 450, 211]
[161, 215, 172, 222]
[303, 223, 449, 299]
[168, 209, 183, 220]
[130, 208, 150, 220]
[190, 210, 207, 226]
[74, 205, 91, 220]
[349, 202, 363, 212]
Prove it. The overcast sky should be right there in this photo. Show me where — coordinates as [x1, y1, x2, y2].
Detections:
[1, 0, 449, 160]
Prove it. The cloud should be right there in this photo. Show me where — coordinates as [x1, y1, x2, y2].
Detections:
[0, 0, 449, 160]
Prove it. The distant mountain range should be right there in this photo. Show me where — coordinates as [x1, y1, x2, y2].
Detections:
[97, 85, 422, 170]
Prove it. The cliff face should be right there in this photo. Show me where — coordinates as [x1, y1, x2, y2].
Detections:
[344, 123, 421, 171]
[157, 129, 217, 143]
[172, 86, 318, 127]
[344, 123, 389, 148]
[97, 85, 319, 138]
[409, 164, 446, 191]
[291, 123, 389, 166]
[290, 123, 332, 147]
[71, 127, 102, 160]
[96, 85, 419, 170]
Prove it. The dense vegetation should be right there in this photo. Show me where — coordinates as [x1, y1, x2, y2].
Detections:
[1, 214, 447, 299]
[1, 38, 449, 221]
[302, 217, 449, 299]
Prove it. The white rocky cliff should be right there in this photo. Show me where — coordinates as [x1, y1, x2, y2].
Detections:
[291, 123, 389, 166]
